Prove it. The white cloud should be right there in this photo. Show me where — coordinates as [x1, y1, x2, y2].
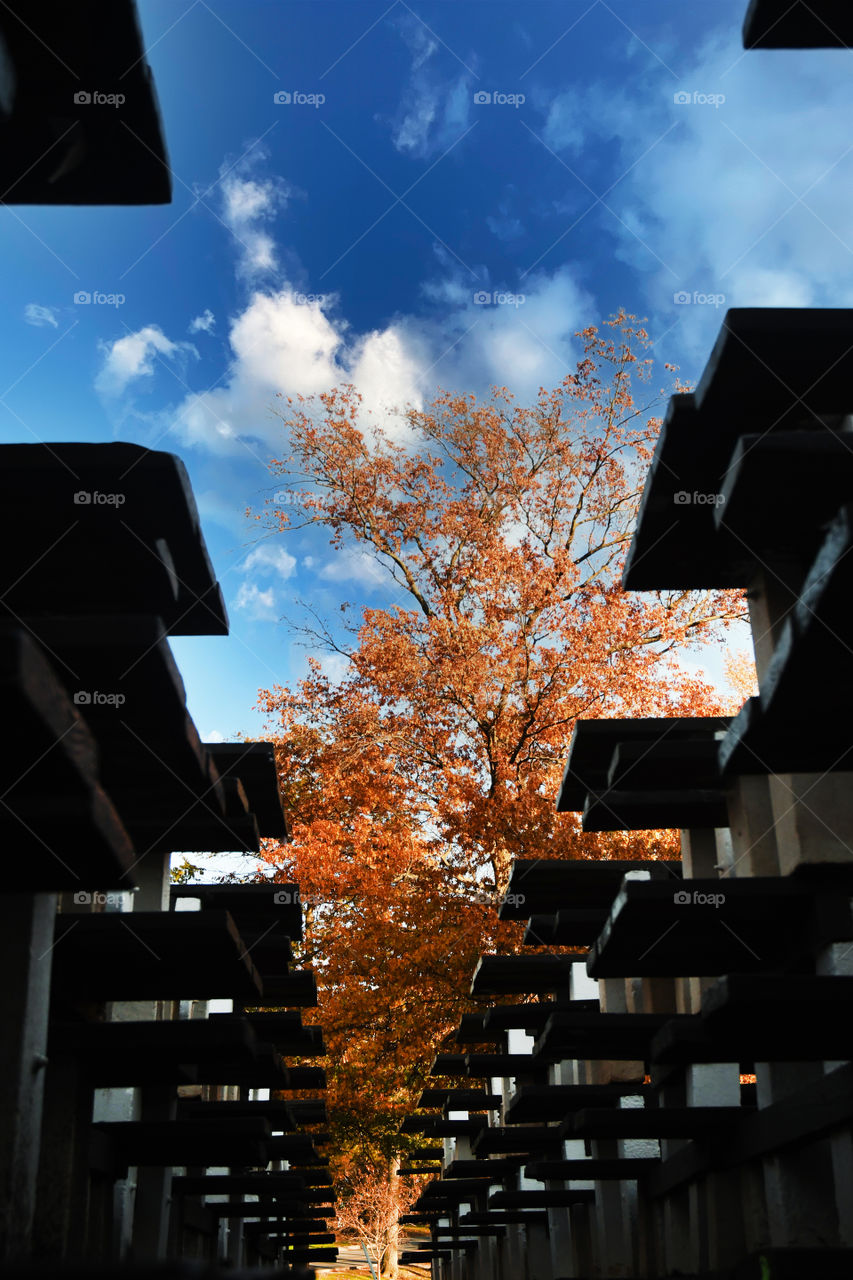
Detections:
[542, 94, 586, 153]
[388, 14, 473, 159]
[318, 547, 391, 588]
[170, 285, 427, 453]
[189, 309, 216, 334]
[317, 651, 350, 684]
[243, 542, 297, 579]
[231, 541, 295, 625]
[24, 303, 58, 328]
[167, 261, 591, 457]
[204, 729, 226, 743]
[486, 209, 524, 242]
[539, 30, 853, 359]
[233, 580, 277, 619]
[95, 325, 196, 397]
[216, 152, 293, 279]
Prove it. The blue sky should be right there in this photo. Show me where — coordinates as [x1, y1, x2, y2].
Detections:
[4, 0, 852, 753]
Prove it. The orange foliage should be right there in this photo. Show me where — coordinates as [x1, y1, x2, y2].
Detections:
[248, 313, 748, 1264]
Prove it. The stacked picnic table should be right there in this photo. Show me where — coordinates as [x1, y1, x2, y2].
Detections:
[400, 306, 853, 1279]
[0, 443, 336, 1277]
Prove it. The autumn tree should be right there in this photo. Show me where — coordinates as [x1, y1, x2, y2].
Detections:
[251, 312, 748, 1276]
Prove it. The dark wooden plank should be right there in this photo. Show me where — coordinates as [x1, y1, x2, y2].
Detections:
[0, 1, 170, 204]
[0, 444, 226, 633]
[464, 1054, 549, 1078]
[177, 1099, 298, 1129]
[171, 882, 303, 942]
[281, 1066, 327, 1088]
[747, 505, 853, 762]
[524, 910, 607, 946]
[472, 1125, 563, 1157]
[443, 1158, 524, 1178]
[0, 623, 136, 889]
[622, 393, 738, 590]
[93, 1118, 271, 1167]
[470, 954, 575, 996]
[535, 1010, 684, 1061]
[206, 741, 289, 840]
[400, 1116, 489, 1138]
[525, 1158, 657, 1180]
[454, 1012, 504, 1045]
[23, 618, 258, 850]
[258, 970, 317, 1007]
[606, 738, 723, 790]
[434, 1226, 505, 1237]
[51, 1017, 258, 1087]
[209, 1012, 323, 1056]
[502, 855, 680, 920]
[190, 1048, 290, 1090]
[417, 1089, 501, 1110]
[700, 973, 853, 1061]
[588, 877, 853, 978]
[459, 1211, 549, 1226]
[582, 788, 728, 833]
[265, 1135, 329, 1161]
[719, 691, 853, 776]
[714, 432, 853, 563]
[744, 0, 853, 47]
[570, 1106, 747, 1139]
[507, 1082, 650, 1124]
[50, 910, 263, 1000]
[173, 1172, 310, 1195]
[421, 1177, 493, 1198]
[431, 1053, 472, 1077]
[488, 1189, 595, 1208]
[411, 1147, 443, 1162]
[483, 999, 598, 1032]
[557, 716, 728, 812]
[625, 314, 853, 589]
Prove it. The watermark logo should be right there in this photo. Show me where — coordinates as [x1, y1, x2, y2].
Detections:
[73, 890, 125, 906]
[468, 889, 526, 908]
[474, 90, 525, 108]
[674, 889, 725, 907]
[73, 690, 127, 707]
[674, 90, 725, 109]
[273, 489, 303, 508]
[473, 290, 526, 308]
[673, 490, 725, 507]
[273, 888, 324, 906]
[74, 90, 126, 108]
[294, 292, 327, 306]
[73, 290, 125, 307]
[674, 290, 726, 308]
[274, 90, 325, 107]
[73, 490, 126, 506]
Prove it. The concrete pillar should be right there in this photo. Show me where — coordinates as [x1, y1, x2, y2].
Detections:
[0, 892, 56, 1261]
[770, 773, 853, 875]
[679, 828, 719, 878]
[745, 564, 802, 683]
[32, 1049, 94, 1260]
[725, 776, 780, 877]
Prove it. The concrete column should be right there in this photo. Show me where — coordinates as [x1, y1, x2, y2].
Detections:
[679, 828, 719, 878]
[525, 1220, 553, 1280]
[32, 1049, 94, 1260]
[725, 776, 780, 877]
[770, 773, 853, 875]
[745, 564, 802, 684]
[0, 892, 56, 1261]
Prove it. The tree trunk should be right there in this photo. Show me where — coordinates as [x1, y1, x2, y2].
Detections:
[379, 1154, 400, 1280]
